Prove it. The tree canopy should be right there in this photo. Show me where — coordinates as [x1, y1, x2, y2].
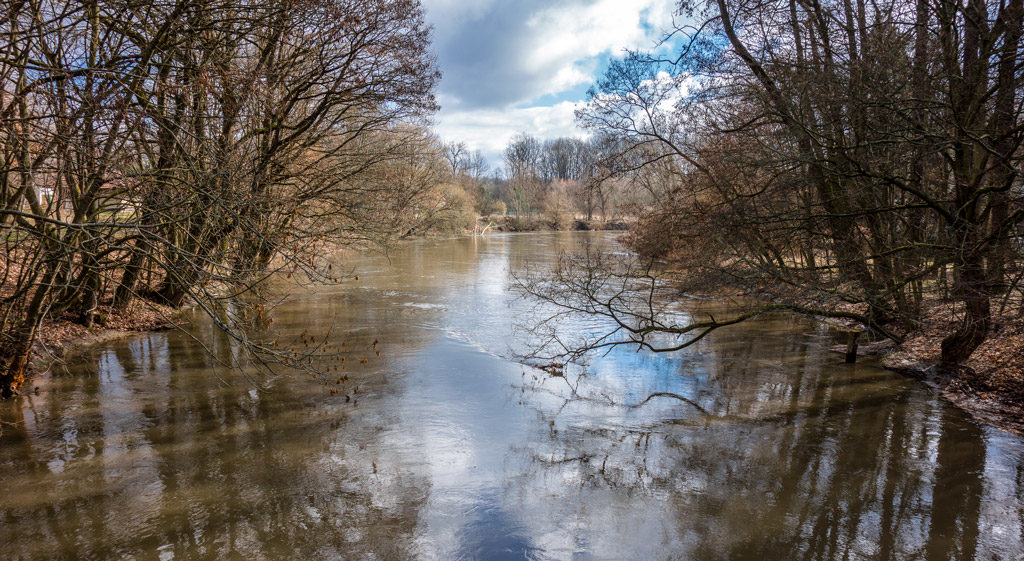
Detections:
[0, 0, 440, 396]
[524, 0, 1023, 367]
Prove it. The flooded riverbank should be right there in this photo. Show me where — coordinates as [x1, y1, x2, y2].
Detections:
[2, 232, 1022, 560]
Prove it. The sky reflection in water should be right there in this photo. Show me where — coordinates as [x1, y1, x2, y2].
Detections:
[1, 232, 1023, 560]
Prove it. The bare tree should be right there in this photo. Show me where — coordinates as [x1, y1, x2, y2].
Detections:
[539, 137, 589, 182]
[465, 150, 490, 182]
[504, 132, 543, 217]
[442, 141, 468, 177]
[538, 0, 1024, 368]
[0, 0, 440, 397]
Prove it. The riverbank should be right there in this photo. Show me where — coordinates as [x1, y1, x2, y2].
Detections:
[26, 302, 179, 382]
[478, 214, 631, 233]
[880, 308, 1024, 434]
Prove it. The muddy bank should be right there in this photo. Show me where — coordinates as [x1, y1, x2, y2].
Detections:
[27, 303, 180, 382]
[882, 357, 1024, 435]
[879, 313, 1024, 434]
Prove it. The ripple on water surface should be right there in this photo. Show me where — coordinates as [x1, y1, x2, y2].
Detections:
[1, 232, 1023, 560]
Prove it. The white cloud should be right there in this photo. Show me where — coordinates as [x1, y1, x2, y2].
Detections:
[420, 0, 679, 171]
[522, 0, 675, 96]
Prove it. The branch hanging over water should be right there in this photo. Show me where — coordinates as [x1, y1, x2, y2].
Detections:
[513, 244, 902, 367]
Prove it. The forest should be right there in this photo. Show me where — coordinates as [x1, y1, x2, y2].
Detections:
[519, 0, 1024, 404]
[0, 0, 451, 396]
[2, 0, 1024, 403]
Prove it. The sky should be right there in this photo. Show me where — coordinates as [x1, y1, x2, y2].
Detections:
[419, 0, 679, 173]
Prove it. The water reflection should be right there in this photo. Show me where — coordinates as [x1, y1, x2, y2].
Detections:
[4, 331, 429, 560]
[1, 233, 1022, 560]
[511, 312, 1020, 561]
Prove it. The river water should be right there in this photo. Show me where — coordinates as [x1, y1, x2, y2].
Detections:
[1, 232, 1023, 560]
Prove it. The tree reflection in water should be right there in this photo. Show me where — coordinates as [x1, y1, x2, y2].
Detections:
[1, 233, 1022, 561]
[0, 328, 429, 560]
[511, 314, 1020, 561]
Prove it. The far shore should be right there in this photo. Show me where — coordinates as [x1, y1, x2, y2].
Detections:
[474, 214, 632, 233]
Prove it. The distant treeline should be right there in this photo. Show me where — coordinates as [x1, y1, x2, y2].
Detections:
[441, 133, 658, 231]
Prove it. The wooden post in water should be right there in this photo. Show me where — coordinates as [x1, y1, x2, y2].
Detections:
[845, 331, 861, 363]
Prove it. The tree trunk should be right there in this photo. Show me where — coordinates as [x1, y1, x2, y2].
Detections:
[113, 243, 146, 310]
[941, 257, 991, 364]
[0, 263, 57, 398]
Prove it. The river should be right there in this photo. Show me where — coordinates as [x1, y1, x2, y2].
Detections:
[1, 232, 1023, 560]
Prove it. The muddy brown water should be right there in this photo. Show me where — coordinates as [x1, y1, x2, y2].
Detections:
[1, 232, 1023, 560]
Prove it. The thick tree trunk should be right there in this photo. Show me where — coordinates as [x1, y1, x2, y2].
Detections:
[1, 263, 56, 398]
[113, 244, 146, 310]
[153, 274, 190, 308]
[941, 257, 991, 364]
[986, 0, 1023, 288]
